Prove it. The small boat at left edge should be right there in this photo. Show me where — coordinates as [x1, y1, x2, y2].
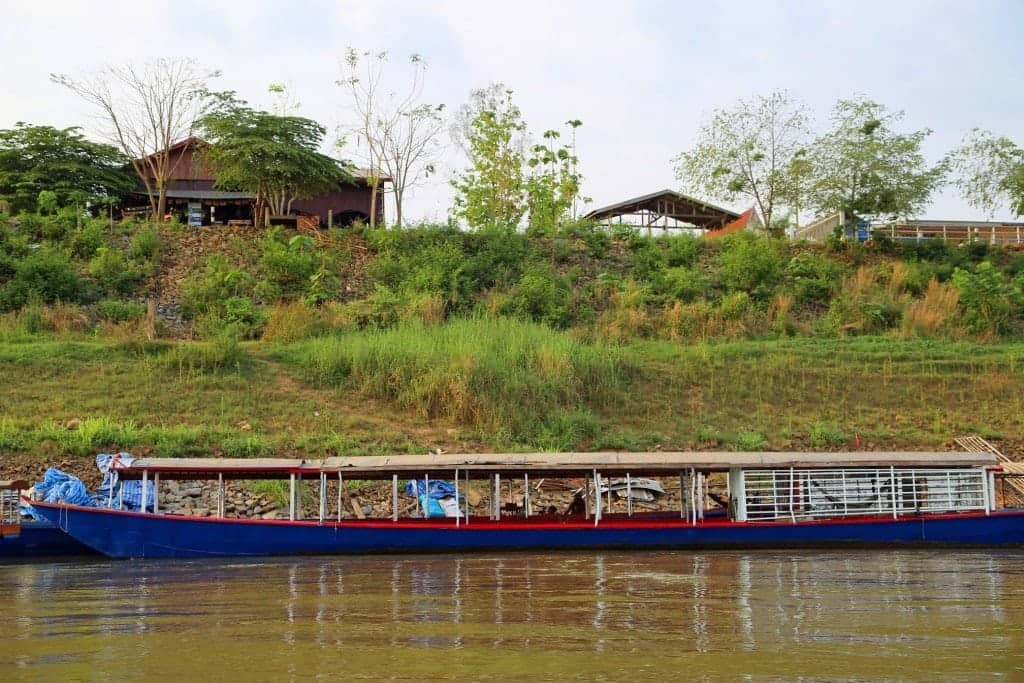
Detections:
[1, 479, 96, 559]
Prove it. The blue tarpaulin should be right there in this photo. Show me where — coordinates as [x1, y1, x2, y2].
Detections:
[404, 479, 459, 518]
[34, 468, 94, 507]
[95, 453, 154, 512]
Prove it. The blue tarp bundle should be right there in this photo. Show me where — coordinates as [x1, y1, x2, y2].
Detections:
[34, 468, 94, 507]
[404, 479, 457, 499]
[94, 453, 154, 512]
[404, 479, 459, 518]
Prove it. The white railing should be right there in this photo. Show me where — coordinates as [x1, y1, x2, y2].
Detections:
[742, 468, 988, 522]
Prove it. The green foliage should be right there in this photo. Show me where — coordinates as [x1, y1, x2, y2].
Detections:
[718, 232, 784, 298]
[951, 262, 1016, 335]
[664, 234, 701, 267]
[506, 263, 572, 327]
[785, 251, 841, 303]
[0, 249, 83, 311]
[181, 254, 253, 317]
[809, 96, 945, 220]
[70, 220, 106, 258]
[451, 87, 527, 230]
[662, 266, 709, 302]
[291, 317, 635, 438]
[0, 123, 133, 213]
[87, 247, 144, 295]
[732, 430, 767, 450]
[808, 422, 849, 447]
[220, 433, 269, 458]
[96, 299, 146, 323]
[129, 227, 162, 262]
[950, 129, 1024, 218]
[674, 90, 810, 231]
[525, 123, 585, 235]
[256, 230, 320, 299]
[162, 328, 249, 374]
[198, 96, 349, 216]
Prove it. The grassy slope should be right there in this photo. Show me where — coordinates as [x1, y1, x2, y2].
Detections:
[2, 332, 1022, 479]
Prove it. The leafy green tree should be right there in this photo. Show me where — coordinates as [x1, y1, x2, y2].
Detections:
[451, 87, 527, 230]
[0, 124, 134, 213]
[809, 96, 945, 221]
[674, 91, 810, 233]
[198, 96, 350, 221]
[949, 129, 1024, 218]
[525, 122, 585, 236]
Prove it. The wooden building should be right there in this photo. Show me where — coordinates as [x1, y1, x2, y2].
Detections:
[126, 137, 386, 227]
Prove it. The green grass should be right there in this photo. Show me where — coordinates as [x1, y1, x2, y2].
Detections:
[1, 326, 1023, 466]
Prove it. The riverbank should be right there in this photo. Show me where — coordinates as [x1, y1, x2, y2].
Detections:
[2, 331, 1022, 485]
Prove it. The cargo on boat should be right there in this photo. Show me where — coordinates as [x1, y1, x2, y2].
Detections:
[27, 451, 1024, 559]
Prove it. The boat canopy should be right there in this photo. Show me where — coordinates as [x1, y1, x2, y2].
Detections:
[111, 451, 997, 481]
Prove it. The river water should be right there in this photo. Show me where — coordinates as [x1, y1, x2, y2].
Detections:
[2, 551, 1023, 681]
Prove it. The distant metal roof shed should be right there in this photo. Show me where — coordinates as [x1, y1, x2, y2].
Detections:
[585, 189, 741, 231]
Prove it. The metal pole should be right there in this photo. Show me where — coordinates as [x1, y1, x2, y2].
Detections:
[338, 472, 343, 523]
[626, 472, 632, 517]
[319, 472, 326, 525]
[424, 474, 430, 519]
[593, 469, 601, 526]
[289, 473, 296, 521]
[153, 472, 160, 515]
[464, 470, 470, 526]
[218, 472, 224, 518]
[455, 469, 460, 527]
[524, 473, 530, 517]
[679, 472, 685, 520]
[118, 480, 124, 510]
[140, 470, 149, 513]
[494, 473, 501, 520]
[890, 466, 898, 519]
[392, 474, 398, 522]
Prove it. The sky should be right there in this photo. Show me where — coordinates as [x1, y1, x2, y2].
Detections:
[2, 0, 1022, 223]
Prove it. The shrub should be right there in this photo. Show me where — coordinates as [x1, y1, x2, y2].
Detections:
[220, 434, 269, 458]
[732, 430, 767, 451]
[785, 252, 841, 303]
[0, 249, 83, 311]
[96, 299, 146, 323]
[718, 232, 784, 299]
[951, 261, 1015, 337]
[162, 328, 249, 374]
[129, 227, 162, 262]
[181, 254, 253, 318]
[258, 230, 319, 297]
[664, 234, 701, 267]
[70, 221, 106, 258]
[808, 422, 849, 447]
[262, 301, 329, 342]
[662, 266, 709, 302]
[87, 247, 144, 295]
[146, 426, 205, 458]
[506, 264, 572, 327]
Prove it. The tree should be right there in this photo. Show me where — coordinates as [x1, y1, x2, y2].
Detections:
[776, 148, 813, 232]
[450, 82, 527, 157]
[949, 129, 1024, 218]
[52, 58, 219, 220]
[808, 96, 945, 221]
[198, 96, 350, 222]
[674, 90, 810, 233]
[0, 123, 134, 213]
[525, 122, 585, 235]
[451, 87, 527, 230]
[338, 49, 445, 228]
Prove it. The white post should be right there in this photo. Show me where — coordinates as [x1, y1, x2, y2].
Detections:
[392, 474, 399, 522]
[319, 472, 326, 525]
[524, 473, 530, 517]
[464, 470, 470, 526]
[593, 469, 602, 526]
[626, 472, 632, 517]
[424, 474, 430, 519]
[296, 474, 302, 520]
[153, 472, 160, 515]
[890, 466, 898, 519]
[679, 472, 686, 520]
[289, 473, 296, 522]
[140, 470, 149, 513]
[455, 469, 460, 527]
[338, 472, 343, 524]
[218, 472, 224, 518]
[494, 473, 501, 520]
[729, 469, 747, 522]
[118, 480, 124, 510]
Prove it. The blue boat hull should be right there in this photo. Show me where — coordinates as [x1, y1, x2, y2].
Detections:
[29, 502, 1024, 559]
[0, 518, 97, 559]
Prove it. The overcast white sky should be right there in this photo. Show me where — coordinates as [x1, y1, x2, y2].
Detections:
[2, 0, 1022, 222]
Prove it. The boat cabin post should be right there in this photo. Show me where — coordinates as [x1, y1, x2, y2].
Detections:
[0, 480, 28, 538]
[153, 472, 160, 514]
[728, 468, 747, 522]
[140, 469, 149, 514]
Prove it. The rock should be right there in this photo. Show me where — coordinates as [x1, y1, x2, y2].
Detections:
[66, 418, 81, 430]
[261, 511, 280, 520]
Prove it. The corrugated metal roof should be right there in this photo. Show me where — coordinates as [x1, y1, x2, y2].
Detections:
[585, 189, 740, 223]
[130, 189, 254, 200]
[115, 451, 997, 480]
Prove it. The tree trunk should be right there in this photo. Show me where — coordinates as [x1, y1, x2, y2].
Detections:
[368, 177, 379, 229]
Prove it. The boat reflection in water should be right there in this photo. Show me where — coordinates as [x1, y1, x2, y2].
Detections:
[3, 551, 1022, 679]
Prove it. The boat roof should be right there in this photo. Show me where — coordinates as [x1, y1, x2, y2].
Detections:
[114, 451, 998, 480]
[0, 479, 29, 490]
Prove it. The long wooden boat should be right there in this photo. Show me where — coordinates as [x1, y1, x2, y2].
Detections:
[27, 452, 1024, 559]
